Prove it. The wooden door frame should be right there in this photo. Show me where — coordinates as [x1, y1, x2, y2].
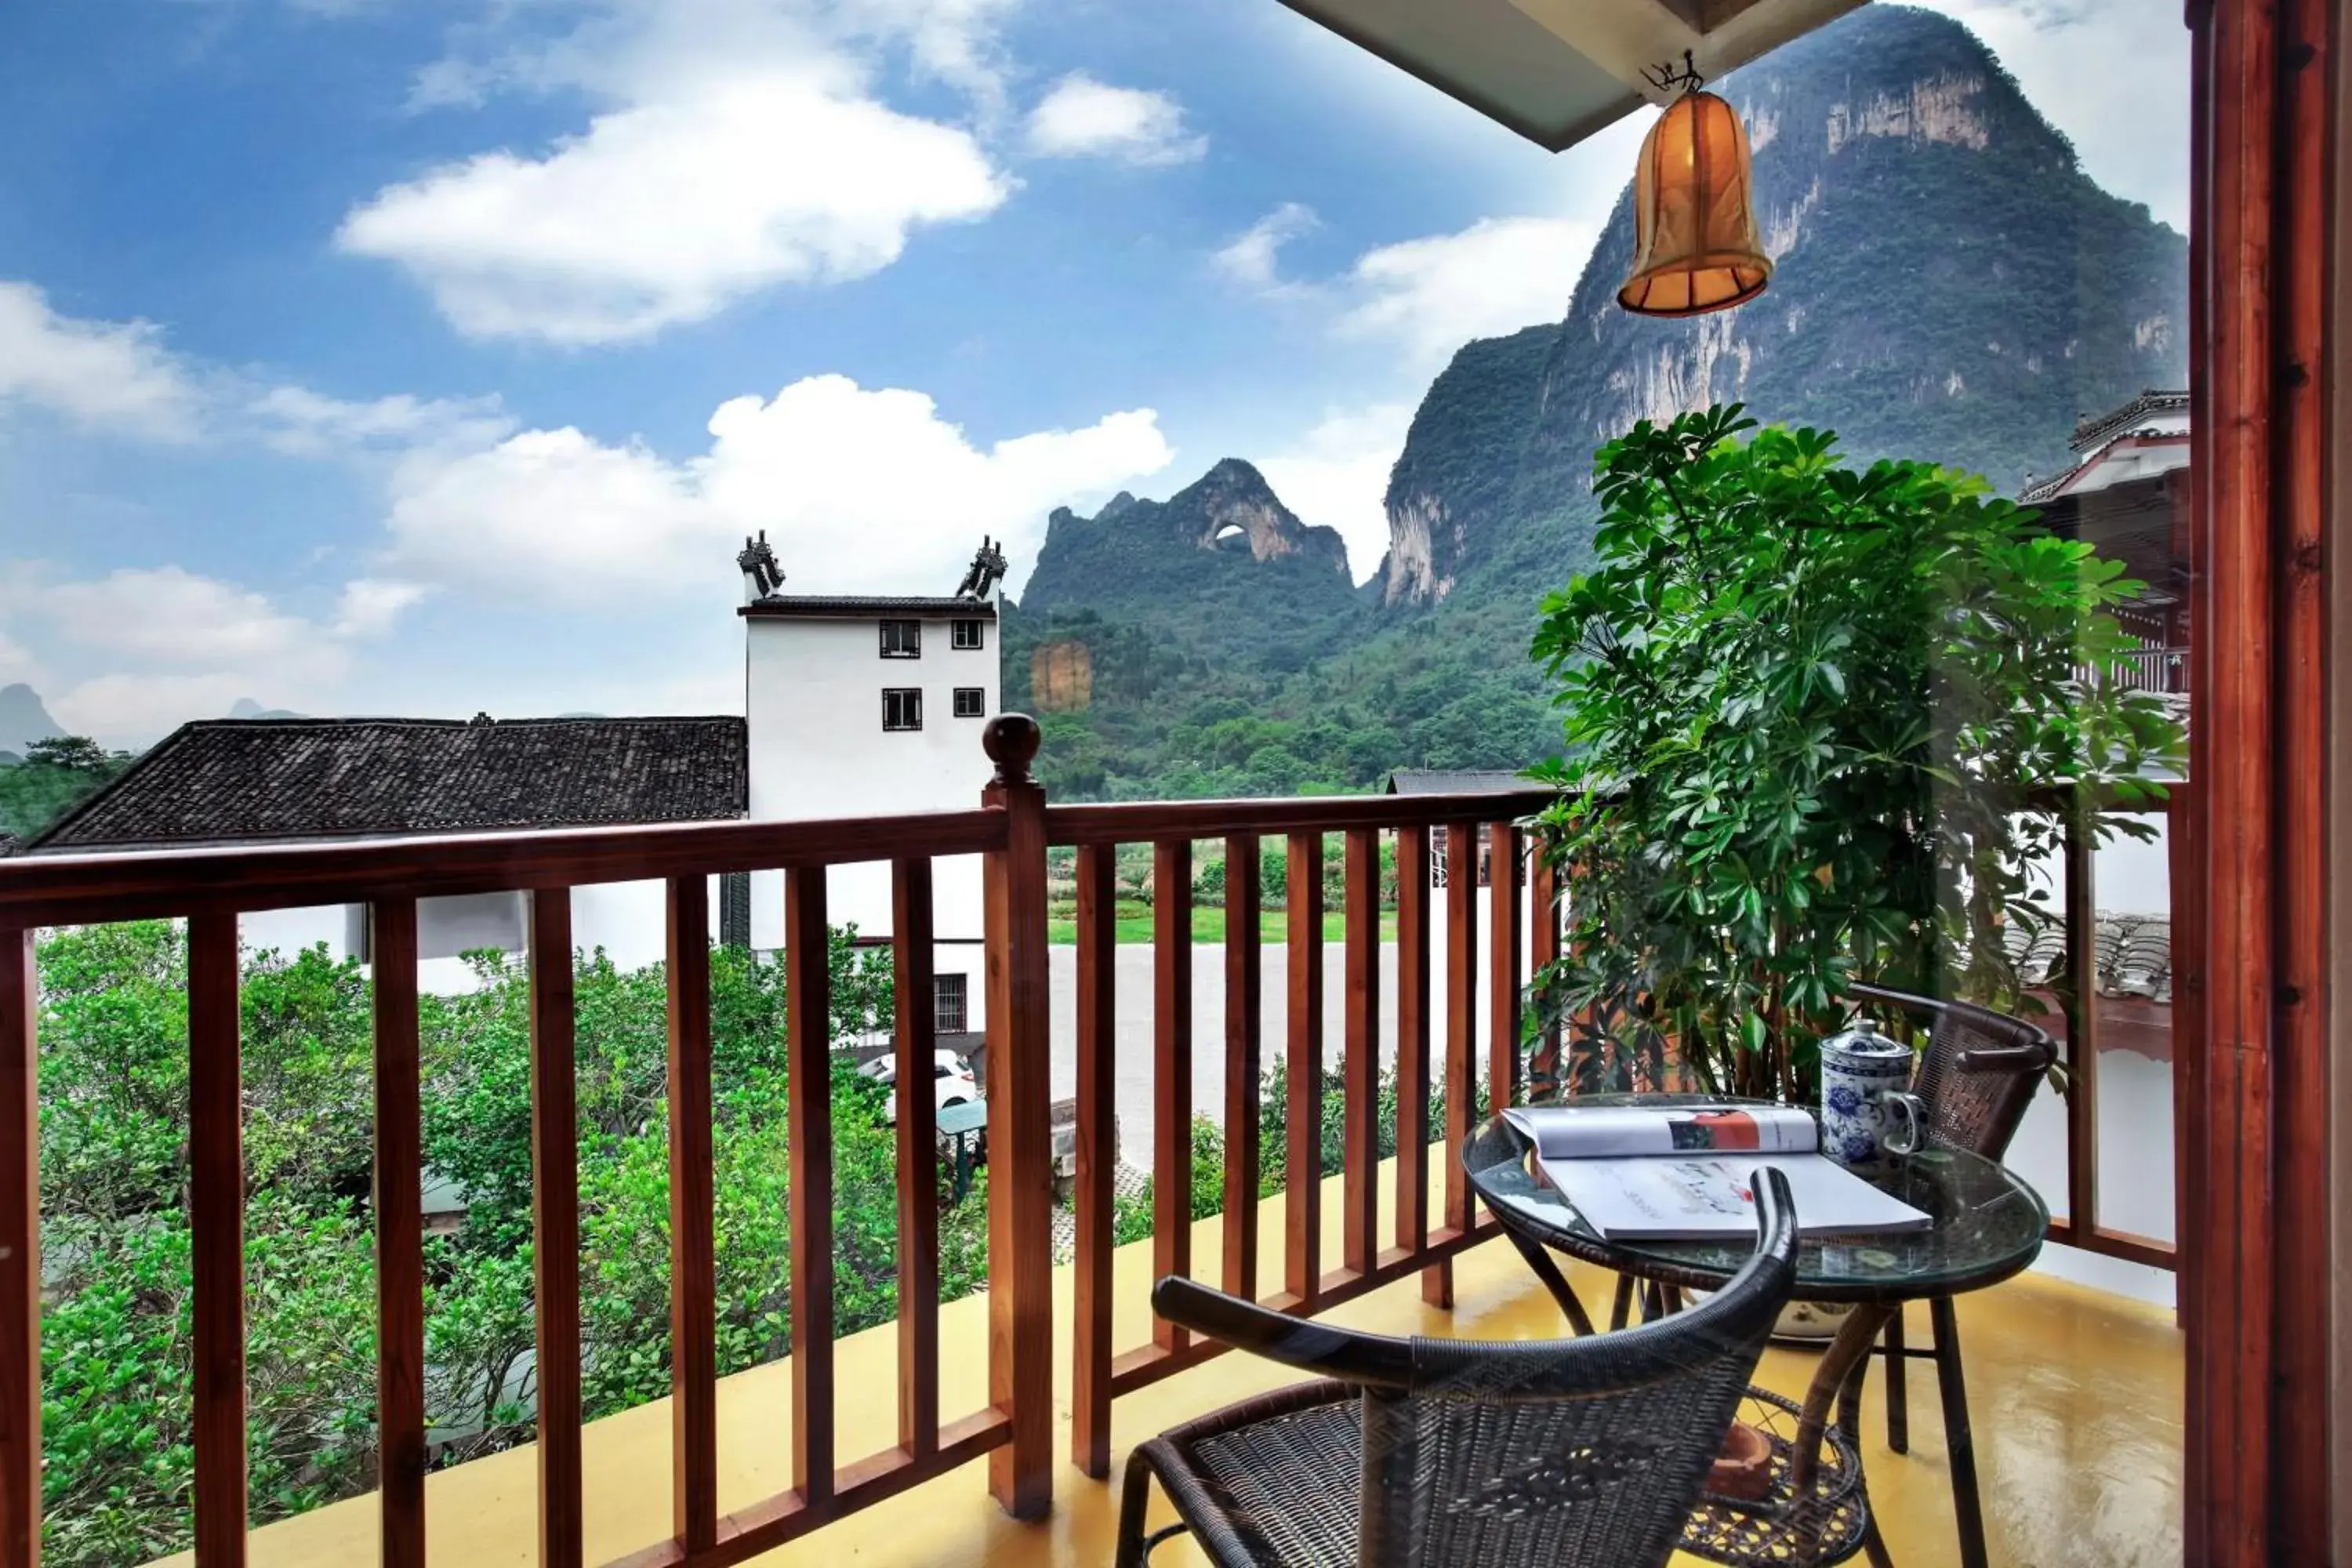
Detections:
[2182, 0, 2338, 1562]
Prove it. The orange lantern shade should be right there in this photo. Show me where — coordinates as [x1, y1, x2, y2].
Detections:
[1617, 89, 1772, 318]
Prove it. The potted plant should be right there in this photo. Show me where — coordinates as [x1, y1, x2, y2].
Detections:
[1526, 403, 2183, 1109]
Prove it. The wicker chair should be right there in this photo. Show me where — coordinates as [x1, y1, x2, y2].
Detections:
[1113, 1170, 1801, 1568]
[1846, 982, 2057, 1568]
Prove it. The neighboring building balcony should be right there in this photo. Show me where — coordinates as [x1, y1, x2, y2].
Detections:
[0, 719, 2184, 1568]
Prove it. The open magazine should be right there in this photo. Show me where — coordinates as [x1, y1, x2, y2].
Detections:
[1501, 1105, 1932, 1241]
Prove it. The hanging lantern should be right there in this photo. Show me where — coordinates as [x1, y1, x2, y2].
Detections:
[1617, 82, 1772, 318]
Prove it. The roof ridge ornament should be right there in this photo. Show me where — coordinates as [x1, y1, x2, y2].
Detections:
[737, 530, 785, 602]
[955, 535, 1009, 601]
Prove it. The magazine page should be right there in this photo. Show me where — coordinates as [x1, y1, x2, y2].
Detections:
[1540, 1153, 1933, 1240]
[1501, 1104, 1820, 1160]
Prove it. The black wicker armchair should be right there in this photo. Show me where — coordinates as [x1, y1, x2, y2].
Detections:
[1847, 982, 2057, 1568]
[1113, 1169, 1801, 1568]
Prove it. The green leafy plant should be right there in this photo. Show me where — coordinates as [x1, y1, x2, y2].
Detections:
[1527, 405, 2183, 1101]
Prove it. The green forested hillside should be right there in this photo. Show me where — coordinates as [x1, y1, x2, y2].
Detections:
[1004, 4, 2190, 801]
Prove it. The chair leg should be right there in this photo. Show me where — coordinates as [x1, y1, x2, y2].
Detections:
[1115, 1449, 1156, 1568]
[1610, 1272, 1636, 1330]
[1884, 1306, 1910, 1454]
[1932, 1296, 1991, 1568]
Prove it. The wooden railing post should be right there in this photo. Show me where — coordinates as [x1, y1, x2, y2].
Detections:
[371, 899, 426, 1568]
[1070, 844, 1118, 1479]
[666, 878, 719, 1553]
[981, 716, 1053, 1519]
[187, 912, 249, 1567]
[0, 930, 36, 1568]
[527, 891, 584, 1568]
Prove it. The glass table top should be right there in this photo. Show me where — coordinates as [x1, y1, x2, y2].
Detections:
[1464, 1094, 2051, 1303]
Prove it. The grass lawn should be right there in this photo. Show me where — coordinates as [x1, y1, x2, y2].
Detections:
[1045, 903, 1401, 945]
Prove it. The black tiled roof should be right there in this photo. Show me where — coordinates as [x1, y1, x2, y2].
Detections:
[739, 596, 996, 619]
[1385, 768, 1538, 796]
[24, 716, 747, 853]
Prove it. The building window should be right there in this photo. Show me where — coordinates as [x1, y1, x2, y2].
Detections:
[880, 619, 921, 658]
[952, 619, 985, 650]
[935, 973, 968, 1033]
[953, 687, 985, 718]
[882, 688, 923, 731]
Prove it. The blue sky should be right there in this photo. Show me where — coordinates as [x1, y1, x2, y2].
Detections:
[0, 0, 2186, 746]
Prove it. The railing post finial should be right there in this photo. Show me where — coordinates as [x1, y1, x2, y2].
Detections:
[983, 712, 1041, 787]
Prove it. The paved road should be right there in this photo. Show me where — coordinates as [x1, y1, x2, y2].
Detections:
[1045, 942, 1511, 1166]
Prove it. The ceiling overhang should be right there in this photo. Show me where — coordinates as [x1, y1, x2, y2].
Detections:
[1276, 0, 1868, 152]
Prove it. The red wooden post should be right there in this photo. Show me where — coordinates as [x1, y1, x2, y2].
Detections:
[187, 912, 248, 1566]
[1486, 822, 1521, 1111]
[0, 930, 37, 1568]
[981, 716, 1054, 1519]
[1340, 831, 1379, 1277]
[371, 900, 426, 1568]
[1070, 844, 1117, 1479]
[1429, 822, 1477, 1306]
[1395, 827, 1431, 1277]
[666, 878, 719, 1552]
[890, 859, 940, 1461]
[1528, 846, 1561, 1098]
[2061, 804, 2100, 1234]
[1221, 833, 1262, 1301]
[1151, 838, 1192, 1352]
[528, 891, 583, 1568]
[1283, 832, 1323, 1304]
[785, 867, 836, 1505]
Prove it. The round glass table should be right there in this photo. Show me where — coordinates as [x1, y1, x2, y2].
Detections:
[1464, 1097, 2052, 1568]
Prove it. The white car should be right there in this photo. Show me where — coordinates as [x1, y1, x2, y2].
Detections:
[858, 1047, 979, 1123]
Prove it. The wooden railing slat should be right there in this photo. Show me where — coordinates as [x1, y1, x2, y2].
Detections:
[1070, 844, 1118, 1479]
[187, 912, 249, 1566]
[370, 899, 426, 1568]
[1486, 823, 1521, 1112]
[528, 889, 585, 1568]
[888, 860, 940, 1461]
[1044, 791, 1558, 847]
[1528, 846, 1561, 1098]
[1152, 840, 1192, 1352]
[785, 868, 837, 1504]
[2062, 801, 2100, 1232]
[1394, 828, 1431, 1271]
[1283, 833, 1323, 1304]
[1341, 831, 1378, 1276]
[1221, 834, 1262, 1301]
[0, 930, 37, 1568]
[1428, 824, 1477, 1307]
[666, 878, 719, 1552]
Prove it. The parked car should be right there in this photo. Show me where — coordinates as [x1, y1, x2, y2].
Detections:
[858, 1047, 978, 1123]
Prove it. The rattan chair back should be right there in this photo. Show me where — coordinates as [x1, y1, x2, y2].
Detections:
[1848, 982, 2057, 1160]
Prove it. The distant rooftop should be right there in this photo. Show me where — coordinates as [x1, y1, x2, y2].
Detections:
[739, 597, 997, 619]
[23, 716, 746, 854]
[1385, 768, 1537, 796]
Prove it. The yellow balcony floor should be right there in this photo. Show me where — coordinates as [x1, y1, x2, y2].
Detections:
[186, 1171, 2183, 1568]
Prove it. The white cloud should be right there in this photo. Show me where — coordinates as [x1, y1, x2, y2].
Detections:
[246, 384, 514, 455]
[0, 282, 201, 439]
[1913, 0, 2188, 231]
[1213, 202, 1319, 292]
[1337, 216, 1595, 364]
[1025, 74, 1205, 165]
[1257, 402, 1416, 586]
[382, 373, 1175, 600]
[41, 568, 338, 666]
[339, 67, 1009, 345]
[49, 673, 278, 749]
[332, 578, 431, 637]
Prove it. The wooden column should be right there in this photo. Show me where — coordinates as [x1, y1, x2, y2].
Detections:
[0, 930, 36, 1568]
[371, 899, 426, 1568]
[528, 891, 583, 1568]
[2180, 0, 2338, 1558]
[981, 716, 1054, 1519]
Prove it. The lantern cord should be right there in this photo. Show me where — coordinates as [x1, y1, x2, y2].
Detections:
[1642, 49, 1705, 96]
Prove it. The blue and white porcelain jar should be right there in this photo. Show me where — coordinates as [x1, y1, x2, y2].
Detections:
[1819, 1018, 1922, 1171]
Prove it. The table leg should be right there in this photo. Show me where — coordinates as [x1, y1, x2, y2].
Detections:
[1789, 1304, 1895, 1568]
[1610, 1272, 1635, 1330]
[1494, 1222, 1597, 1335]
[1883, 1308, 1909, 1454]
[1932, 1296, 1989, 1568]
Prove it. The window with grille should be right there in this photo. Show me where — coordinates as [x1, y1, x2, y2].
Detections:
[952, 619, 985, 650]
[880, 619, 921, 658]
[935, 973, 968, 1033]
[953, 688, 985, 718]
[882, 688, 923, 731]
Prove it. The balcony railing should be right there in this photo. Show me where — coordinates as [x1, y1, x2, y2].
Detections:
[0, 717, 2180, 1566]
